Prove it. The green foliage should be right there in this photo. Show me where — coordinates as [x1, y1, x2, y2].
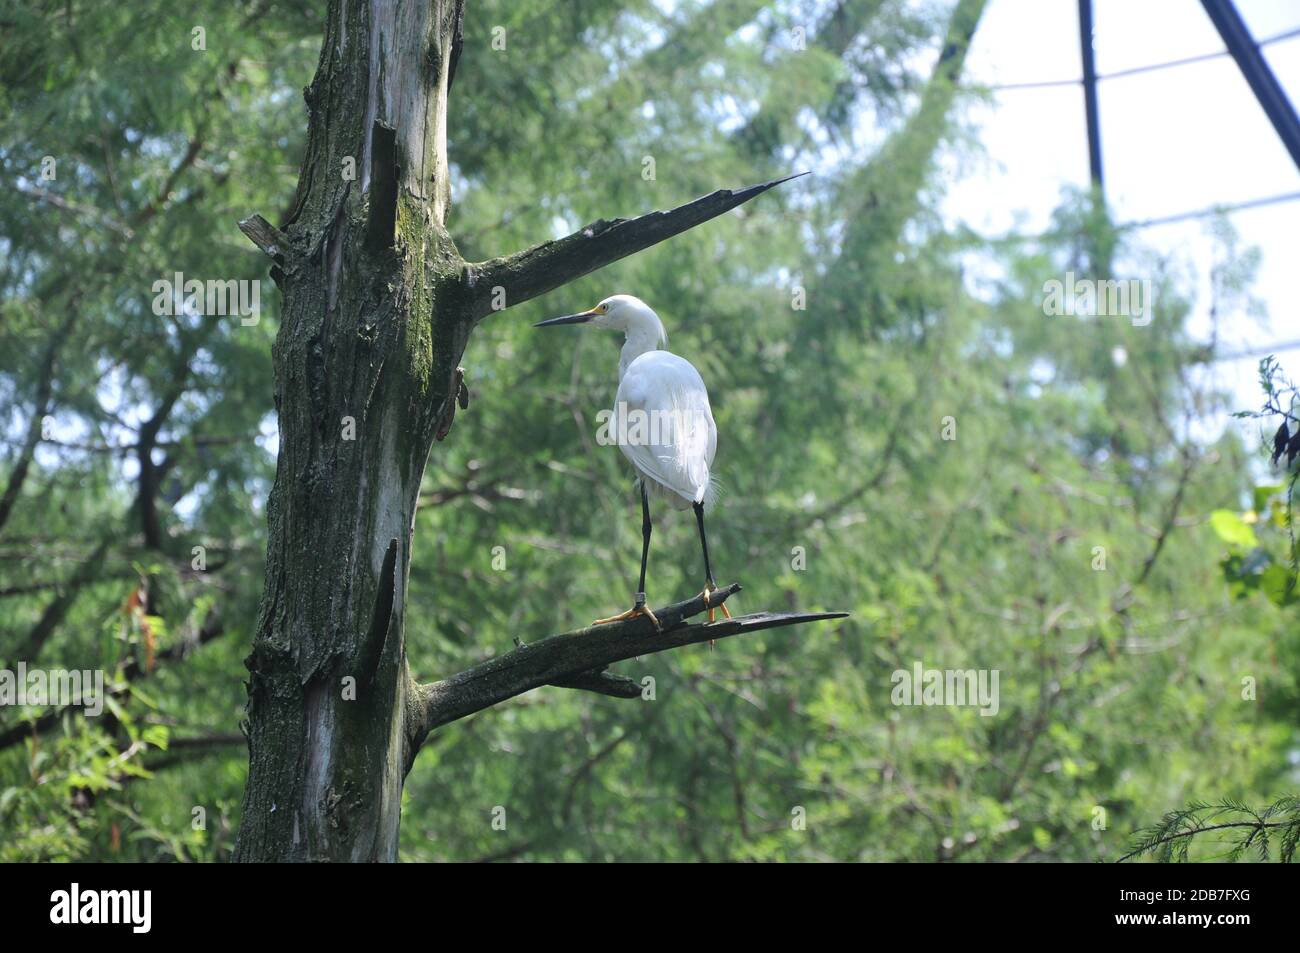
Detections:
[1224, 357, 1300, 608]
[1123, 797, 1300, 863]
[2, 0, 1295, 862]
[0, 684, 170, 862]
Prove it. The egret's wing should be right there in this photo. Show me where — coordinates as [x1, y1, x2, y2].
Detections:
[613, 351, 716, 505]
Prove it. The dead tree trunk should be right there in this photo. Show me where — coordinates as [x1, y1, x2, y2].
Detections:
[233, 0, 839, 862]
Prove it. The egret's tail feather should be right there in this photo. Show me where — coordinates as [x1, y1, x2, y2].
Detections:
[697, 476, 722, 508]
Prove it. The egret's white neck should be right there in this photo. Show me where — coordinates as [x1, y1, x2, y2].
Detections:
[617, 311, 667, 380]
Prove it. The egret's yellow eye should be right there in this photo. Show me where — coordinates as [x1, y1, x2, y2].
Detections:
[596, 303, 609, 313]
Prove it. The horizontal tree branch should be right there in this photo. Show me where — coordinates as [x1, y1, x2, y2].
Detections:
[142, 732, 246, 773]
[1117, 820, 1290, 863]
[0, 608, 227, 753]
[461, 172, 808, 322]
[18, 182, 135, 238]
[237, 214, 291, 261]
[550, 668, 642, 698]
[411, 583, 846, 738]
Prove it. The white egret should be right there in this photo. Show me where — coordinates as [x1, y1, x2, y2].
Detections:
[535, 294, 732, 628]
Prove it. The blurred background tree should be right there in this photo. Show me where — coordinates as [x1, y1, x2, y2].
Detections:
[1, 0, 1294, 861]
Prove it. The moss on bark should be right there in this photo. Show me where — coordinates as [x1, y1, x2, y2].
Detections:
[235, 0, 468, 863]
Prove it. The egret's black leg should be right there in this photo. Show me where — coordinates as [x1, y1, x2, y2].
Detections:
[593, 482, 659, 629]
[693, 501, 714, 586]
[637, 481, 652, 598]
[694, 501, 731, 625]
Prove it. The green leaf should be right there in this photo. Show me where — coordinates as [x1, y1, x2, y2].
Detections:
[1209, 510, 1257, 548]
[141, 725, 170, 750]
[102, 694, 128, 725]
[1260, 564, 1299, 607]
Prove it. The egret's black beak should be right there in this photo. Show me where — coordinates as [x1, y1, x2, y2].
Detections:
[534, 310, 596, 328]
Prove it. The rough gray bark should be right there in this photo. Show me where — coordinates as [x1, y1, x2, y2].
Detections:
[233, 0, 467, 864]
[233, 0, 834, 863]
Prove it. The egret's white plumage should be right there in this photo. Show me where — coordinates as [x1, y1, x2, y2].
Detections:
[535, 293, 729, 624]
[615, 349, 717, 510]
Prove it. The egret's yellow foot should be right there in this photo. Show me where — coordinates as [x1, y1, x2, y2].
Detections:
[701, 583, 733, 624]
[593, 593, 659, 629]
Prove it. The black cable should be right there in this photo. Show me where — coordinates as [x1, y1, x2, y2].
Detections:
[984, 25, 1300, 91]
[958, 190, 1300, 247]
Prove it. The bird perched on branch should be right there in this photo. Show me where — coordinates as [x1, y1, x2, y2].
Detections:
[536, 294, 732, 628]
